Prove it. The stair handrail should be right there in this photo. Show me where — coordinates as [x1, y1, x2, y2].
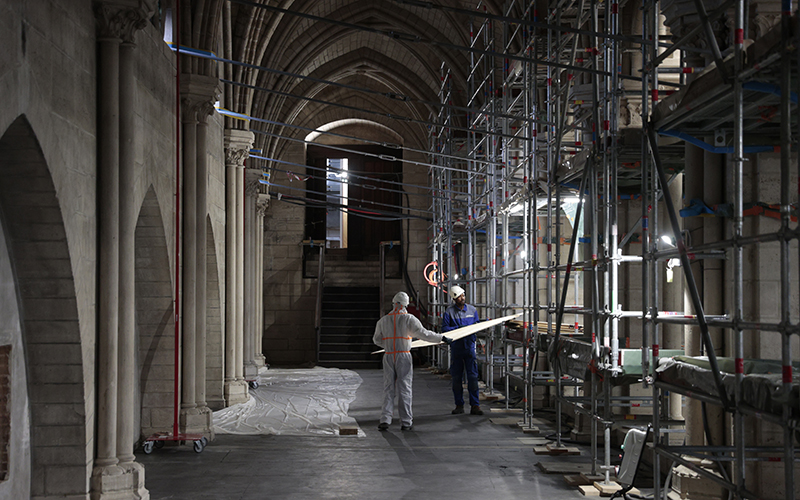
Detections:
[311, 242, 325, 364]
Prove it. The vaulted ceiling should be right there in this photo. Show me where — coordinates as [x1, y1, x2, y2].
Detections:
[176, 0, 512, 160]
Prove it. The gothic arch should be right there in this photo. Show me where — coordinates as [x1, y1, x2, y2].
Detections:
[135, 185, 175, 439]
[0, 115, 88, 498]
[205, 216, 224, 410]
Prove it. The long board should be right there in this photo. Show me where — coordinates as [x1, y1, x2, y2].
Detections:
[372, 312, 522, 354]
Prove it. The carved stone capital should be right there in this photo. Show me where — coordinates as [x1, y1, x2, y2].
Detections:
[94, 0, 156, 42]
[224, 129, 254, 168]
[257, 193, 270, 215]
[245, 168, 262, 198]
[181, 74, 222, 123]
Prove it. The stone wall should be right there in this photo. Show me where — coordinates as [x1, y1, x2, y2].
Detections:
[262, 142, 317, 366]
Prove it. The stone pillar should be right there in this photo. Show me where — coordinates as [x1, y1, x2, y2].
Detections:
[181, 94, 198, 416]
[223, 130, 252, 405]
[117, 38, 148, 498]
[243, 169, 261, 379]
[236, 164, 245, 381]
[255, 194, 268, 367]
[95, 21, 121, 479]
[93, 2, 154, 499]
[180, 74, 219, 436]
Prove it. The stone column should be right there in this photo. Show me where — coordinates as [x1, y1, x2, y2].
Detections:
[236, 164, 245, 382]
[181, 94, 198, 416]
[117, 38, 148, 498]
[255, 194, 269, 367]
[223, 130, 252, 405]
[243, 169, 261, 379]
[95, 19, 121, 480]
[180, 75, 220, 436]
[93, 2, 154, 499]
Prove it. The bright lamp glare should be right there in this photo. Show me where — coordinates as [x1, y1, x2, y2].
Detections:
[520, 251, 527, 259]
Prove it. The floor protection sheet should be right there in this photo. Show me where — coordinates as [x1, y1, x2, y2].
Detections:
[213, 366, 365, 437]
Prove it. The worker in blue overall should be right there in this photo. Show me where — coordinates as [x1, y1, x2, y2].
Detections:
[442, 285, 484, 415]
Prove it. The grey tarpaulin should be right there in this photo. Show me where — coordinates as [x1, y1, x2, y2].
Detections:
[657, 356, 800, 417]
[547, 335, 609, 381]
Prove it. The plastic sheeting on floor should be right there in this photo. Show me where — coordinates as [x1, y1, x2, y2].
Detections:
[212, 367, 365, 437]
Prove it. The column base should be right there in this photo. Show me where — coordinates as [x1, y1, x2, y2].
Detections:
[244, 361, 259, 379]
[179, 406, 215, 441]
[255, 353, 266, 367]
[91, 462, 149, 500]
[224, 379, 249, 406]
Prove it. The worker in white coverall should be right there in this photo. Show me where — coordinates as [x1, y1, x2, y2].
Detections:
[373, 291, 453, 431]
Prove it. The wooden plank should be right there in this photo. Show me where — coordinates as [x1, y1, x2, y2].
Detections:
[578, 485, 601, 496]
[593, 481, 623, 496]
[564, 474, 590, 486]
[580, 473, 607, 483]
[536, 461, 593, 474]
[533, 444, 581, 456]
[338, 425, 359, 436]
[372, 313, 522, 354]
[546, 443, 581, 455]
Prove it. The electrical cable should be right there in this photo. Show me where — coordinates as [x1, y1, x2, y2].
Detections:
[258, 179, 433, 216]
[243, 123, 491, 177]
[172, 45, 534, 143]
[229, 0, 626, 80]
[266, 190, 431, 222]
[250, 153, 467, 198]
[214, 88, 508, 169]
[266, 160, 448, 202]
[221, 76, 539, 127]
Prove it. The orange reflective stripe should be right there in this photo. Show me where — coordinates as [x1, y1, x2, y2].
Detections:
[390, 304, 407, 360]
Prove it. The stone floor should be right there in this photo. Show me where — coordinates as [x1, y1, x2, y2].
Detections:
[138, 367, 612, 499]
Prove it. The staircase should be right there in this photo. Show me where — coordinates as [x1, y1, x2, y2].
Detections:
[317, 251, 383, 369]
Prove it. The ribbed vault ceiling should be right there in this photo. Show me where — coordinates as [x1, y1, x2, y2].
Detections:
[213, 0, 509, 159]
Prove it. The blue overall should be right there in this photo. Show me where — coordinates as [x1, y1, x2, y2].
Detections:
[442, 303, 480, 407]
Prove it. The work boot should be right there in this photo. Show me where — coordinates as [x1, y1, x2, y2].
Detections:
[401, 424, 413, 431]
[378, 422, 389, 430]
[470, 406, 484, 415]
[451, 405, 464, 414]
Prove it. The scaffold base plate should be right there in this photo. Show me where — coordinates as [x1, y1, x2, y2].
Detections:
[534, 445, 581, 455]
[536, 461, 592, 474]
[593, 481, 623, 496]
[578, 485, 601, 496]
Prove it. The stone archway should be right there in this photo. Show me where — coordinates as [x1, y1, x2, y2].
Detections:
[205, 216, 224, 410]
[0, 115, 88, 498]
[135, 185, 176, 439]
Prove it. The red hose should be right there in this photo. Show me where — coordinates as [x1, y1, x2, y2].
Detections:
[172, 2, 181, 439]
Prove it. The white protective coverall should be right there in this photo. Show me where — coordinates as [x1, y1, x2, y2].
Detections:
[373, 303, 444, 427]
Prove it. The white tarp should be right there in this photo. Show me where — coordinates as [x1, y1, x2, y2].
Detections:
[213, 367, 365, 437]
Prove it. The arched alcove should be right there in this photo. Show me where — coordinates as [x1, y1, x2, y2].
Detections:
[135, 185, 175, 438]
[205, 216, 224, 410]
[0, 115, 88, 498]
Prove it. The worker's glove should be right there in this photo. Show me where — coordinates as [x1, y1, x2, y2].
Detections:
[441, 336, 453, 345]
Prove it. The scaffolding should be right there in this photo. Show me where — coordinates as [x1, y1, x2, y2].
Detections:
[426, 1, 799, 499]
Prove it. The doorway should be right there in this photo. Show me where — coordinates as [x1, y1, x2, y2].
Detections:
[326, 158, 348, 249]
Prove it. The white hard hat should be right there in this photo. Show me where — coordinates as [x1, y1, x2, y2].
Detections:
[449, 285, 465, 300]
[392, 291, 409, 306]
